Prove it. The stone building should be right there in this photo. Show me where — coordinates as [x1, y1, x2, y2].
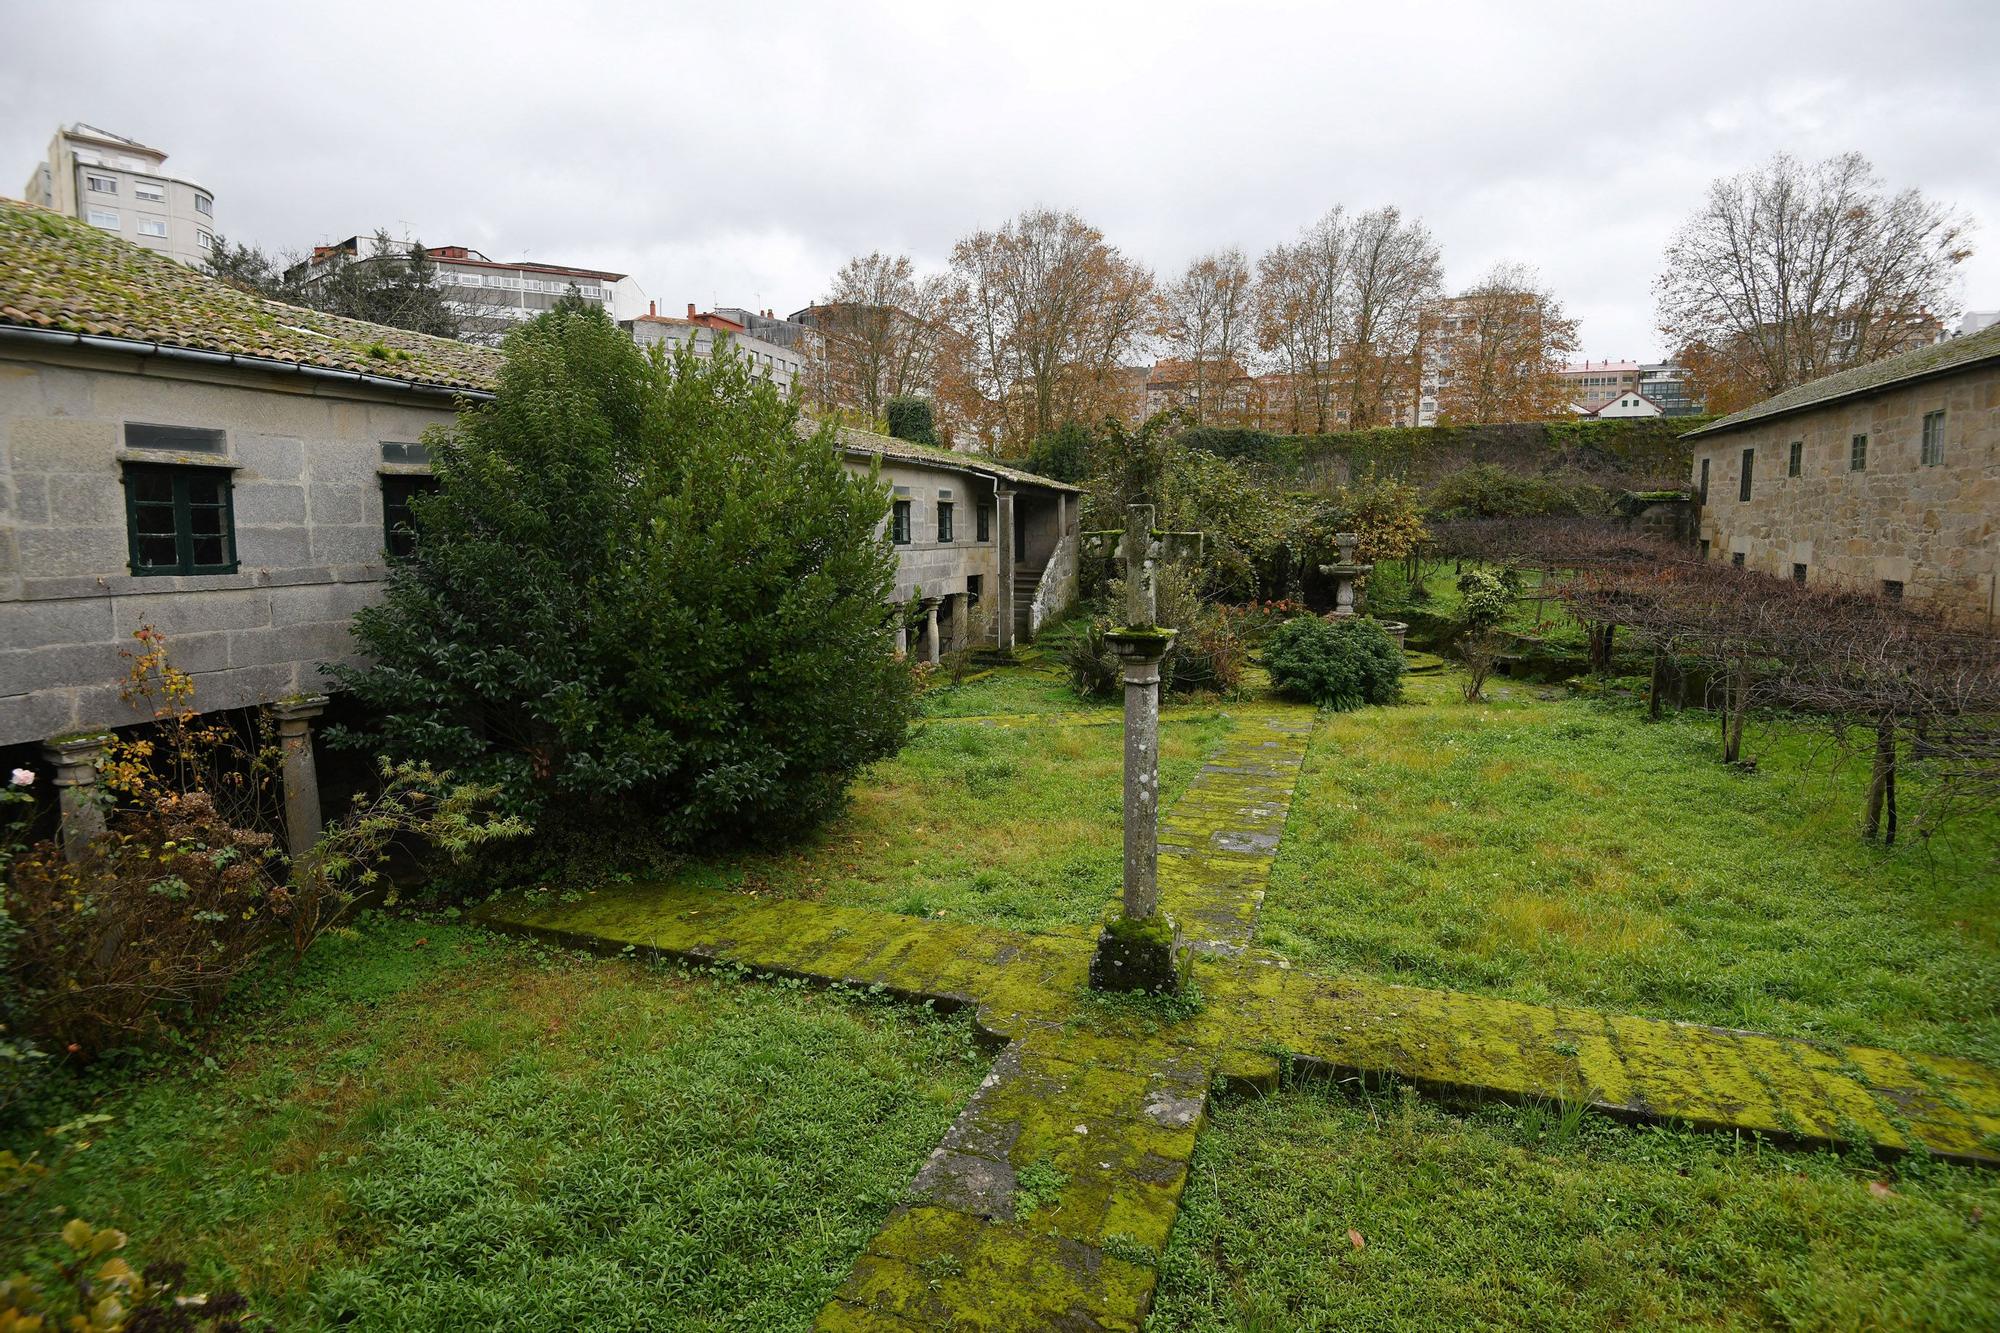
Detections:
[0, 200, 1078, 851]
[1684, 321, 1999, 625]
[829, 426, 1079, 660]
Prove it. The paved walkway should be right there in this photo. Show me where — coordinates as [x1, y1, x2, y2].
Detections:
[482, 701, 2000, 1331]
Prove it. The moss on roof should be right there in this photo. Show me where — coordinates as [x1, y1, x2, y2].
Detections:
[1687, 321, 2000, 439]
[0, 198, 501, 394]
[829, 423, 1081, 492]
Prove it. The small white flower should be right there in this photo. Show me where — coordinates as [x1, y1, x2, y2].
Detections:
[9, 768, 33, 788]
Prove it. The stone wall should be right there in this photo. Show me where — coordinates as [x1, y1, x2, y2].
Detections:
[1, 347, 457, 746]
[1181, 416, 1715, 494]
[848, 457, 1003, 606]
[1028, 530, 1078, 637]
[1689, 365, 1997, 625]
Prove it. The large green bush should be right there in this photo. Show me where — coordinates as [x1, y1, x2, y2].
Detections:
[1263, 616, 1405, 711]
[885, 395, 938, 445]
[332, 306, 913, 847]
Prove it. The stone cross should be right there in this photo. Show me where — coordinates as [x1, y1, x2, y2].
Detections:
[1083, 504, 1202, 993]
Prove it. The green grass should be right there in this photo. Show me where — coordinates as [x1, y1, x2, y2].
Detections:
[1151, 1078, 2000, 1332]
[918, 663, 1099, 718]
[1261, 672, 2000, 1060]
[1, 918, 986, 1330]
[670, 711, 1233, 933]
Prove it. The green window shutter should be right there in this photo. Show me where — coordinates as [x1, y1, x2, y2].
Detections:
[122, 462, 238, 575]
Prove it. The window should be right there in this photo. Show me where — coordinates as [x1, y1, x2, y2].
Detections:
[1699, 539, 1710, 561]
[1787, 441, 1802, 476]
[196, 230, 215, 252]
[1792, 563, 1807, 585]
[84, 173, 116, 194]
[1921, 410, 1945, 466]
[1882, 579, 1903, 602]
[976, 502, 992, 542]
[195, 193, 212, 215]
[1738, 448, 1754, 501]
[966, 574, 983, 604]
[892, 499, 912, 545]
[937, 501, 954, 543]
[87, 207, 119, 230]
[1850, 434, 1868, 471]
[138, 217, 168, 238]
[122, 463, 236, 575]
[1731, 552, 1745, 568]
[1697, 458, 1709, 502]
[381, 474, 439, 561]
[134, 180, 164, 203]
[126, 422, 225, 454]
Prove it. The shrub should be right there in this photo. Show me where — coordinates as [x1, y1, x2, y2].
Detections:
[1027, 420, 1093, 484]
[1264, 616, 1405, 710]
[3, 634, 524, 1058]
[1453, 568, 1518, 701]
[885, 395, 938, 445]
[1425, 464, 1608, 520]
[1169, 610, 1247, 698]
[331, 306, 914, 849]
[1060, 618, 1121, 698]
[3, 1216, 254, 1331]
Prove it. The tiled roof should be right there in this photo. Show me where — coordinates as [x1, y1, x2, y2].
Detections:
[1687, 321, 2000, 439]
[0, 197, 502, 395]
[828, 424, 1080, 492]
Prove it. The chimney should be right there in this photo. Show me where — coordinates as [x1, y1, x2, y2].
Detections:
[648, 300, 656, 317]
[687, 303, 696, 319]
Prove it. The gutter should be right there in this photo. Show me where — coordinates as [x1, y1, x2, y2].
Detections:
[0, 323, 495, 403]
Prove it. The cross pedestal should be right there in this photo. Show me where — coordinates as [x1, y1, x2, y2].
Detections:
[1084, 503, 1202, 994]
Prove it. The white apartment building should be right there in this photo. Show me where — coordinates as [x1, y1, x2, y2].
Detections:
[622, 304, 808, 394]
[289, 237, 648, 345]
[20, 123, 216, 267]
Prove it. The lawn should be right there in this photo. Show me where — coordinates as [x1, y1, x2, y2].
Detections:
[668, 709, 1234, 934]
[1260, 671, 2000, 1061]
[1152, 1077, 2000, 1332]
[0, 919, 986, 1331]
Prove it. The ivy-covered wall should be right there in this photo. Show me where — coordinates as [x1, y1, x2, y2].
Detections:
[1180, 416, 1719, 493]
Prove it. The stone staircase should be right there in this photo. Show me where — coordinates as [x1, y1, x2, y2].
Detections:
[1011, 562, 1045, 642]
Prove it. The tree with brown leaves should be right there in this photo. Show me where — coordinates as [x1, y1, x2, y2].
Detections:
[810, 252, 950, 420]
[936, 208, 1154, 451]
[1428, 263, 1580, 424]
[1155, 248, 1254, 425]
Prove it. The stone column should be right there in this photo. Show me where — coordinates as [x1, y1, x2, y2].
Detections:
[893, 614, 909, 659]
[272, 696, 329, 855]
[920, 597, 942, 665]
[995, 485, 1017, 653]
[43, 733, 111, 863]
[1089, 627, 1182, 993]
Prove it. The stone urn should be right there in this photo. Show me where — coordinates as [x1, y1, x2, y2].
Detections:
[1374, 619, 1409, 652]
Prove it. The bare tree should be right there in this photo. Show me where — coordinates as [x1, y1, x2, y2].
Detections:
[1341, 206, 1445, 428]
[812, 252, 949, 419]
[1429, 263, 1580, 424]
[937, 208, 1154, 451]
[1656, 151, 1973, 413]
[1255, 207, 1351, 433]
[1155, 248, 1253, 424]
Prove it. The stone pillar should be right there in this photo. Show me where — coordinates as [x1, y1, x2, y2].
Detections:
[272, 696, 329, 855]
[995, 486, 1017, 653]
[1089, 627, 1182, 994]
[920, 597, 942, 666]
[43, 734, 111, 863]
[893, 614, 909, 659]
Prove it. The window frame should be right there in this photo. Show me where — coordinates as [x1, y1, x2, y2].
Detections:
[976, 502, 993, 543]
[194, 193, 213, 216]
[87, 206, 120, 230]
[1921, 410, 1945, 466]
[137, 216, 169, 238]
[1850, 433, 1868, 471]
[891, 499, 912, 545]
[133, 180, 165, 204]
[84, 173, 117, 194]
[1697, 458, 1709, 503]
[1738, 447, 1754, 502]
[937, 500, 955, 543]
[121, 462, 238, 576]
[381, 472, 440, 562]
[1787, 440, 1801, 477]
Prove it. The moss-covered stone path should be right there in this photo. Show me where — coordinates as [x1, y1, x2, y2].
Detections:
[483, 701, 2000, 1330]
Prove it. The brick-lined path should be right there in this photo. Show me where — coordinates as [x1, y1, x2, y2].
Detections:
[485, 702, 2000, 1330]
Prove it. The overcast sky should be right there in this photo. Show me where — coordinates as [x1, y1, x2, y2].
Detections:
[5, 0, 1996, 362]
